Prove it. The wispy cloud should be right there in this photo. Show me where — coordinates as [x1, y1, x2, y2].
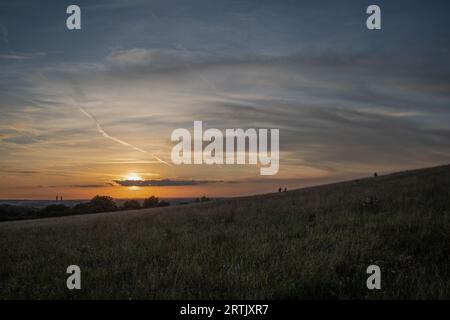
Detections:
[0, 54, 29, 60]
[7, 125, 40, 143]
[66, 183, 114, 188]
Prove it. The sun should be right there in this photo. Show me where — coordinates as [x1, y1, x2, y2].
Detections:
[125, 173, 142, 181]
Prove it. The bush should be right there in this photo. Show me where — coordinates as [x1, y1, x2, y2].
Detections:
[121, 199, 141, 210]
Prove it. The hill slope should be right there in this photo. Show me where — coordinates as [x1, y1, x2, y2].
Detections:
[1, 164, 450, 299]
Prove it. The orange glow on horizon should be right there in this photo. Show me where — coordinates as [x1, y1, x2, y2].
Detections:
[0, 182, 305, 200]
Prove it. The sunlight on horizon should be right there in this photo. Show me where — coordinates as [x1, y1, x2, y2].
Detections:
[125, 173, 143, 181]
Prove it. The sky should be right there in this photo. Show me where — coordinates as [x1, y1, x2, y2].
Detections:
[1, 0, 450, 199]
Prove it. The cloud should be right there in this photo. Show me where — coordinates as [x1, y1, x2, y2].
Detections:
[66, 183, 114, 188]
[107, 48, 167, 66]
[0, 52, 45, 60]
[113, 179, 234, 187]
[2, 44, 450, 185]
[106, 48, 193, 71]
[0, 54, 29, 60]
[0, 170, 39, 176]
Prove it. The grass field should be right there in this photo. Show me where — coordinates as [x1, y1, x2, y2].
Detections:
[1, 164, 450, 299]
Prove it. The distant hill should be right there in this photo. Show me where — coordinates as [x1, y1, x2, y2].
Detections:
[1, 164, 449, 299]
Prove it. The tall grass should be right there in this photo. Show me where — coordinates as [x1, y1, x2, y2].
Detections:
[1, 165, 449, 299]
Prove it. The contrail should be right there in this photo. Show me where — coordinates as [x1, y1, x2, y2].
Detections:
[78, 106, 172, 167]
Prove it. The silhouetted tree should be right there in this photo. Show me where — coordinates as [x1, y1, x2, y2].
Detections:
[143, 196, 160, 208]
[121, 199, 141, 210]
[195, 196, 211, 203]
[72, 196, 117, 214]
[87, 195, 117, 213]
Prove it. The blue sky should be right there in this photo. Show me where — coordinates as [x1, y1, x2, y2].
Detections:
[1, 0, 450, 198]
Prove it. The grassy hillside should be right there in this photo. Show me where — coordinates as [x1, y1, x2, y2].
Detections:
[1, 164, 450, 299]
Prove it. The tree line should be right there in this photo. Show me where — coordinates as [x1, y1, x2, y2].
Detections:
[44, 195, 170, 216]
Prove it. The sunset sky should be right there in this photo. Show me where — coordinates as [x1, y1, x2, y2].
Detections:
[1, 0, 450, 199]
